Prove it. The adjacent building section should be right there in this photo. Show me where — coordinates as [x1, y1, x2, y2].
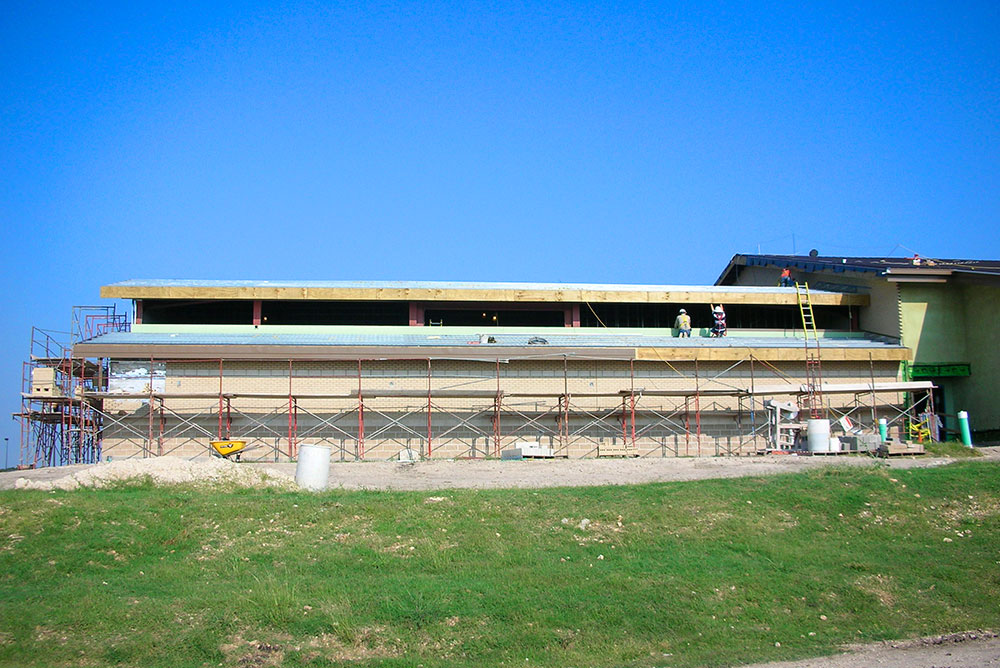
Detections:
[716, 254, 1000, 439]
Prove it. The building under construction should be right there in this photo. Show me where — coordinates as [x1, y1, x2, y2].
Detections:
[17, 273, 936, 467]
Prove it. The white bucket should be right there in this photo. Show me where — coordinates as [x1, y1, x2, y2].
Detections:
[806, 419, 832, 452]
[295, 443, 331, 491]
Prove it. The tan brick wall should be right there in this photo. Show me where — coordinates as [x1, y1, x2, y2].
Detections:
[98, 358, 904, 460]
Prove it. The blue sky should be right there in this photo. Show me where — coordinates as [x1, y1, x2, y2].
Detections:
[1, 1, 998, 466]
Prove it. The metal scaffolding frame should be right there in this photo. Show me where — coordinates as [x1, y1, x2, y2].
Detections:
[15, 307, 127, 468]
[17, 307, 937, 467]
[19, 355, 929, 466]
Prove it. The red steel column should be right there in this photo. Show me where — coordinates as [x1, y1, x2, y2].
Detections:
[426, 359, 432, 457]
[409, 302, 424, 326]
[630, 359, 636, 447]
[147, 357, 154, 458]
[287, 360, 295, 459]
[494, 359, 501, 457]
[217, 359, 224, 440]
[157, 398, 164, 456]
[694, 359, 702, 456]
[357, 360, 364, 460]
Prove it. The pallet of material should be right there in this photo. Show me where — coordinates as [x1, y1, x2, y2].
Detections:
[877, 440, 925, 457]
[513, 441, 558, 458]
[598, 444, 639, 457]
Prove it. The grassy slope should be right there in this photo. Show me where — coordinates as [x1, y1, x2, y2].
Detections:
[0, 461, 997, 668]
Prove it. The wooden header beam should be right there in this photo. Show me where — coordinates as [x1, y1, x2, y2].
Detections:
[634, 347, 910, 362]
[100, 284, 868, 306]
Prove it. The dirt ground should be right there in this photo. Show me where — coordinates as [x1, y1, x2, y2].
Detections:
[739, 631, 1000, 668]
[2, 448, 998, 492]
[262, 448, 1000, 491]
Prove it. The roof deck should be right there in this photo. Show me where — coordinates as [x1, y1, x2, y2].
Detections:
[73, 329, 909, 362]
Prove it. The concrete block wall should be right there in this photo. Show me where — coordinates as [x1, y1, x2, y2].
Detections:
[97, 357, 904, 460]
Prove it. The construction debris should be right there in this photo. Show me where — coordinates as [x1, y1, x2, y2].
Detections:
[13, 456, 294, 491]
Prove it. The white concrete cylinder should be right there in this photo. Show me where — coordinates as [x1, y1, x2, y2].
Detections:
[295, 443, 331, 491]
[806, 419, 832, 452]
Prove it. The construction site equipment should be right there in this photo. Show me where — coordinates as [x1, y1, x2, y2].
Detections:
[907, 418, 931, 443]
[15, 307, 128, 468]
[763, 399, 801, 451]
[16, 318, 937, 465]
[806, 418, 832, 452]
[958, 411, 973, 446]
[295, 443, 331, 490]
[210, 440, 247, 459]
[795, 282, 826, 419]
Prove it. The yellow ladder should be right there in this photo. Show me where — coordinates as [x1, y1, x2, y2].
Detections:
[795, 282, 819, 342]
[795, 282, 826, 419]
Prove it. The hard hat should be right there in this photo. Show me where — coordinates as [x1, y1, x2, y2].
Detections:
[679, 309, 686, 314]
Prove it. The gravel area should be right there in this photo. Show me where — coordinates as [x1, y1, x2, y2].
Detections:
[259, 450, 996, 491]
[1, 448, 996, 491]
[738, 630, 1000, 668]
[6, 456, 293, 491]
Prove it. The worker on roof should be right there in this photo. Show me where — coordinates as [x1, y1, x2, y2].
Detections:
[674, 309, 692, 338]
[710, 304, 727, 338]
[779, 267, 793, 287]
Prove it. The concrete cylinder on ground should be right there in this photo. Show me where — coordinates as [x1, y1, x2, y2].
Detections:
[295, 443, 332, 491]
[878, 418, 888, 441]
[958, 411, 973, 447]
[806, 419, 832, 452]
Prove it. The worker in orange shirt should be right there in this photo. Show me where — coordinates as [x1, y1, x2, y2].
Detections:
[779, 267, 793, 287]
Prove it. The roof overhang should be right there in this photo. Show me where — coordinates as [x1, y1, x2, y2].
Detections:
[718, 254, 1000, 287]
[100, 281, 868, 306]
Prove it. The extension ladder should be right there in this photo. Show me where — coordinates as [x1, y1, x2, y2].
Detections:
[795, 282, 826, 419]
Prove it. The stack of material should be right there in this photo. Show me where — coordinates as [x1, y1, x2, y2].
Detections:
[839, 434, 882, 452]
[598, 443, 639, 457]
[518, 441, 555, 458]
[877, 439, 926, 457]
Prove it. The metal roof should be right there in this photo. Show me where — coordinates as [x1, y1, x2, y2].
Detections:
[76, 330, 902, 349]
[716, 254, 1000, 285]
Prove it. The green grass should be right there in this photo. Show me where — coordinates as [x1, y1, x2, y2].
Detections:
[924, 441, 983, 458]
[0, 462, 998, 668]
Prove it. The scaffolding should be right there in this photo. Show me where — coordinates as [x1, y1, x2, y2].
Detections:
[15, 307, 128, 467]
[23, 354, 931, 465]
[15, 301, 938, 467]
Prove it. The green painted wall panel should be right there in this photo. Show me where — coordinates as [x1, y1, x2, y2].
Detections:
[899, 284, 968, 364]
[958, 284, 1000, 432]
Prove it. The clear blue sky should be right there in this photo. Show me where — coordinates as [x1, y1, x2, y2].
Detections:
[2, 2, 998, 465]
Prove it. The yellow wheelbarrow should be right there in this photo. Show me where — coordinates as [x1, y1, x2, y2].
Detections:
[210, 439, 248, 461]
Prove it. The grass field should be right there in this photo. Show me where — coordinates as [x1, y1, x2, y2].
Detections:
[924, 441, 983, 458]
[0, 460, 998, 668]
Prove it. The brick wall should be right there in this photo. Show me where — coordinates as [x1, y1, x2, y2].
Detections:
[98, 357, 904, 460]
